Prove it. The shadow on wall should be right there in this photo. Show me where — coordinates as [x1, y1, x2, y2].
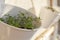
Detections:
[2, 4, 36, 18]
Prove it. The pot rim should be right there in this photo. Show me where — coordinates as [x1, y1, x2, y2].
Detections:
[0, 21, 39, 31]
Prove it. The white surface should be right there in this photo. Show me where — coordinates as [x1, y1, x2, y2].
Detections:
[31, 26, 55, 40]
[31, 8, 59, 40]
[40, 7, 58, 28]
[0, 0, 4, 17]
[30, 27, 47, 40]
[4, 0, 48, 17]
[32, 0, 48, 17]
[0, 21, 37, 40]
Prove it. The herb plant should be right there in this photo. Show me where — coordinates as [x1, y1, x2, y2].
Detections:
[0, 12, 41, 29]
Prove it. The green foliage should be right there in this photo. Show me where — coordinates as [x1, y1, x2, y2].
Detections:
[0, 18, 4, 21]
[0, 12, 41, 29]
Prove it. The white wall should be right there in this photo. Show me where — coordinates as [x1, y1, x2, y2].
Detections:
[5, 0, 32, 10]
[32, 0, 48, 17]
[4, 0, 48, 17]
[1, 0, 59, 17]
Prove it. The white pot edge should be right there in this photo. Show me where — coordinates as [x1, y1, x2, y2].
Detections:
[0, 21, 38, 32]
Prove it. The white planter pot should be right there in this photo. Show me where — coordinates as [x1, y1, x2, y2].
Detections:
[0, 21, 37, 40]
[0, 5, 38, 40]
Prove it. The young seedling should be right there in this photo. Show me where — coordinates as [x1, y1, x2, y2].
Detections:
[0, 12, 41, 30]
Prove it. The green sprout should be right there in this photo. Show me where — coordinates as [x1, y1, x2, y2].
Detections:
[0, 12, 41, 30]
